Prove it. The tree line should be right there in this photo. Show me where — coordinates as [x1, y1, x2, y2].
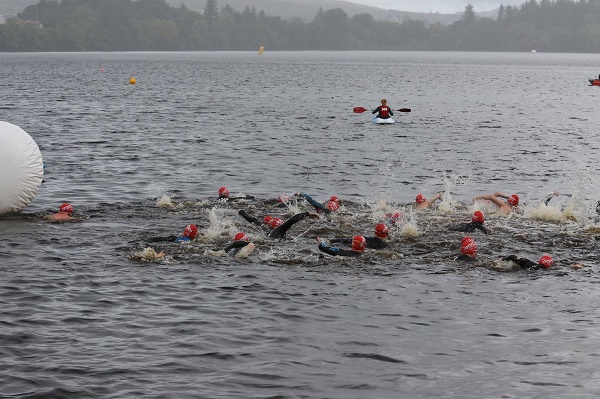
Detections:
[1, 0, 600, 52]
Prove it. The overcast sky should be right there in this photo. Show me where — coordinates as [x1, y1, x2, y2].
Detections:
[348, 0, 525, 14]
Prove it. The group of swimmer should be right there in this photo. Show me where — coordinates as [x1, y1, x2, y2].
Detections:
[44, 183, 589, 270]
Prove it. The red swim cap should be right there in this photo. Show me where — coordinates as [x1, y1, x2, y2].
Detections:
[375, 223, 389, 238]
[507, 194, 519, 207]
[472, 211, 485, 223]
[59, 203, 73, 213]
[183, 224, 198, 239]
[326, 201, 339, 211]
[263, 215, 273, 225]
[270, 218, 284, 228]
[329, 196, 339, 203]
[234, 232, 249, 242]
[539, 255, 553, 268]
[218, 187, 230, 198]
[461, 236, 478, 255]
[387, 212, 402, 225]
[416, 194, 426, 204]
[351, 235, 367, 252]
[278, 195, 290, 203]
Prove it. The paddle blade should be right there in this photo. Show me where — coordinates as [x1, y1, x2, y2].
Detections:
[353, 107, 368, 113]
[397, 108, 411, 112]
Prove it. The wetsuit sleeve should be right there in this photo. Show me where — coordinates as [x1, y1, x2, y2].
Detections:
[239, 210, 262, 226]
[475, 224, 490, 235]
[448, 223, 469, 232]
[365, 237, 387, 249]
[224, 240, 250, 253]
[389, 109, 393, 116]
[371, 106, 380, 115]
[330, 238, 352, 245]
[503, 255, 538, 269]
[269, 212, 310, 239]
[318, 242, 361, 257]
[299, 193, 330, 214]
[147, 235, 178, 243]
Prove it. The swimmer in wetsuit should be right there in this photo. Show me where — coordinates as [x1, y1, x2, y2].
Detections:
[502, 255, 553, 270]
[296, 193, 339, 214]
[317, 235, 366, 257]
[455, 236, 478, 262]
[449, 211, 490, 235]
[329, 223, 390, 249]
[223, 232, 255, 257]
[473, 192, 519, 215]
[371, 99, 394, 120]
[238, 210, 318, 239]
[218, 186, 255, 201]
[147, 224, 199, 243]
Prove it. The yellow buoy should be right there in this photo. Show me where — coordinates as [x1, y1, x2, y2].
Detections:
[129, 77, 136, 85]
[258, 46, 264, 55]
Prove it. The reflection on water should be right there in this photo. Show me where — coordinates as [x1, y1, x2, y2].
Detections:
[1, 52, 600, 398]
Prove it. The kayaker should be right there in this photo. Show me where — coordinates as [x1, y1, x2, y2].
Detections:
[473, 192, 519, 215]
[448, 211, 490, 234]
[371, 99, 394, 120]
[317, 235, 366, 257]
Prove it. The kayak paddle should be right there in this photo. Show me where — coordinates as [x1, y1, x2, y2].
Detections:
[353, 106, 411, 113]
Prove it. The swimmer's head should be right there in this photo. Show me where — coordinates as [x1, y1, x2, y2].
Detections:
[218, 187, 230, 199]
[539, 255, 554, 269]
[387, 212, 402, 225]
[326, 200, 339, 211]
[234, 232, 250, 242]
[507, 194, 519, 207]
[183, 224, 198, 239]
[461, 236, 478, 255]
[263, 215, 273, 225]
[59, 203, 73, 214]
[270, 218, 284, 229]
[375, 223, 389, 238]
[472, 211, 485, 223]
[352, 235, 367, 252]
[381, 99, 387, 105]
[415, 194, 426, 204]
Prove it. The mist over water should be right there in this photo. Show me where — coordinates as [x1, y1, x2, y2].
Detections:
[2, 51, 600, 398]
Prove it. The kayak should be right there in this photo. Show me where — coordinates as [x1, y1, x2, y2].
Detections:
[372, 117, 395, 124]
[589, 79, 600, 86]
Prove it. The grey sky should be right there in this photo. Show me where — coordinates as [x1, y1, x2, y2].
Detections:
[348, 0, 525, 13]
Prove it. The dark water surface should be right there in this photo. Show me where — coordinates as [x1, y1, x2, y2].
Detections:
[2, 51, 600, 398]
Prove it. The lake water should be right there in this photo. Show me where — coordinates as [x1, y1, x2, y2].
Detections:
[2, 51, 600, 398]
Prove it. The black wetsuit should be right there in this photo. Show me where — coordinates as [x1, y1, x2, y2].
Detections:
[269, 211, 311, 239]
[455, 254, 477, 263]
[448, 222, 490, 235]
[239, 210, 263, 226]
[503, 255, 542, 270]
[299, 192, 331, 214]
[318, 242, 362, 257]
[224, 240, 251, 256]
[146, 235, 192, 243]
[371, 106, 393, 119]
[330, 236, 388, 249]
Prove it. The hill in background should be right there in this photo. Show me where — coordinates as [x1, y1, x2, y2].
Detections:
[0, 0, 474, 25]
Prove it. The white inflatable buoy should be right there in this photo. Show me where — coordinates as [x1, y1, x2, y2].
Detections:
[0, 121, 44, 213]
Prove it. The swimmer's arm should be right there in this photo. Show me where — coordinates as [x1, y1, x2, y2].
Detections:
[492, 192, 509, 199]
[474, 194, 506, 209]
